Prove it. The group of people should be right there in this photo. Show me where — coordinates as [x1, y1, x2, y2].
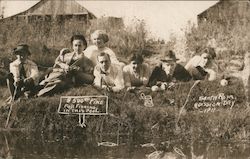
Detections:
[6, 29, 218, 102]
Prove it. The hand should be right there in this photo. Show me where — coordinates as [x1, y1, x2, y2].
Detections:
[160, 82, 167, 90]
[156, 81, 163, 87]
[151, 85, 160, 92]
[168, 82, 175, 89]
[61, 64, 70, 72]
[15, 80, 23, 87]
[102, 85, 112, 91]
[24, 78, 33, 84]
[127, 86, 136, 92]
[69, 66, 80, 71]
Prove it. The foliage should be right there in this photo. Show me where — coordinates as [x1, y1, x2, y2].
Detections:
[184, 18, 250, 60]
[0, 80, 249, 143]
[0, 17, 151, 67]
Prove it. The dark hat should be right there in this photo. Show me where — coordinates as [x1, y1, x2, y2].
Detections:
[130, 53, 144, 64]
[202, 47, 216, 59]
[13, 44, 31, 56]
[161, 50, 179, 62]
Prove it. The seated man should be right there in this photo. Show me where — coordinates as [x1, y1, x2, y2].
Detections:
[93, 52, 124, 92]
[185, 47, 218, 81]
[123, 53, 151, 91]
[7, 44, 39, 101]
[148, 50, 191, 91]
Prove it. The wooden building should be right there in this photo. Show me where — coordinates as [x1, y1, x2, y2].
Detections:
[0, 0, 96, 24]
[198, 0, 250, 27]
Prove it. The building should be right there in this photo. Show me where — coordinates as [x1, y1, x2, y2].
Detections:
[0, 0, 96, 24]
[198, 0, 250, 27]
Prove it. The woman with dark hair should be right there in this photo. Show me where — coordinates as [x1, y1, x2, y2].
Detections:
[37, 34, 94, 96]
[185, 47, 218, 81]
[123, 53, 151, 91]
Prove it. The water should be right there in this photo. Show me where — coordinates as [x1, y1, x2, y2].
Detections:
[0, 132, 250, 159]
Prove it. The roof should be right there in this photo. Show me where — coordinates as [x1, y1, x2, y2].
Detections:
[4, 0, 96, 19]
[198, 1, 221, 18]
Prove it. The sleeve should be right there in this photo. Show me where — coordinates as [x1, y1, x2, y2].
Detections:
[83, 46, 92, 59]
[84, 46, 99, 66]
[29, 61, 39, 83]
[147, 67, 160, 87]
[9, 62, 19, 82]
[93, 66, 102, 87]
[54, 54, 69, 70]
[142, 64, 151, 86]
[106, 48, 120, 65]
[185, 56, 200, 70]
[205, 68, 217, 81]
[181, 68, 192, 82]
[112, 66, 125, 92]
[175, 64, 192, 82]
[81, 57, 94, 73]
[123, 66, 131, 87]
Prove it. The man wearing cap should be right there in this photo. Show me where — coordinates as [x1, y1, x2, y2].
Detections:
[123, 53, 151, 91]
[148, 50, 191, 91]
[93, 52, 124, 92]
[185, 47, 218, 81]
[7, 44, 39, 101]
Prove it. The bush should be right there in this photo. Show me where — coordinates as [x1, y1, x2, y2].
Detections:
[0, 80, 249, 142]
[0, 17, 152, 68]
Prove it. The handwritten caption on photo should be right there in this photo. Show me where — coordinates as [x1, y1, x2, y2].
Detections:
[194, 93, 236, 113]
[58, 96, 108, 115]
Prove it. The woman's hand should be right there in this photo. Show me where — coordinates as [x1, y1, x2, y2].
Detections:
[69, 65, 80, 71]
[127, 86, 136, 92]
[102, 85, 112, 91]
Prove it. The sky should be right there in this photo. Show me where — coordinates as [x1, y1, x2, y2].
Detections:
[1, 1, 218, 41]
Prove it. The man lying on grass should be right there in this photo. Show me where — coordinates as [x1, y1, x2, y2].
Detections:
[148, 50, 192, 91]
[6, 44, 39, 102]
[93, 52, 124, 92]
[123, 53, 151, 91]
[185, 47, 218, 81]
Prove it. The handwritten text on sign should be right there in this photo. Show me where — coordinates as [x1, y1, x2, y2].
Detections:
[194, 93, 236, 113]
[58, 96, 108, 115]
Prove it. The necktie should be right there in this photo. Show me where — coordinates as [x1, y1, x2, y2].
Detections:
[20, 63, 27, 80]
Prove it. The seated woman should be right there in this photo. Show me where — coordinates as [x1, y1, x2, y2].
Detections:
[148, 50, 191, 91]
[123, 53, 151, 91]
[185, 47, 218, 81]
[37, 34, 94, 96]
[84, 30, 124, 67]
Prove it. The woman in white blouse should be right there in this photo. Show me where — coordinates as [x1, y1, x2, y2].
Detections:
[84, 30, 124, 67]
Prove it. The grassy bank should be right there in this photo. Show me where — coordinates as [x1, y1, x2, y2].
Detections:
[0, 80, 249, 143]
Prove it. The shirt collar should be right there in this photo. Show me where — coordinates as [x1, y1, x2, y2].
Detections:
[101, 67, 111, 75]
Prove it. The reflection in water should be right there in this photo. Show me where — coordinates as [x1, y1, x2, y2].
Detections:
[0, 134, 13, 159]
[0, 132, 250, 159]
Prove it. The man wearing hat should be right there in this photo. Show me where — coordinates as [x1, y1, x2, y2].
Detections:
[148, 50, 191, 91]
[7, 44, 39, 101]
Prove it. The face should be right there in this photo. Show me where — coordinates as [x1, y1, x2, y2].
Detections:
[199, 53, 211, 67]
[131, 61, 141, 72]
[92, 34, 105, 49]
[162, 61, 176, 75]
[72, 39, 86, 54]
[98, 55, 111, 72]
[16, 54, 28, 63]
